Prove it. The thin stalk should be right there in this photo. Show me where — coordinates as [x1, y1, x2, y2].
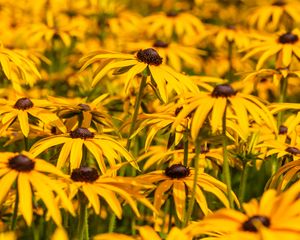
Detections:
[183, 127, 189, 166]
[161, 199, 170, 234]
[238, 162, 250, 204]
[108, 213, 116, 233]
[77, 194, 88, 240]
[126, 74, 147, 150]
[277, 76, 288, 126]
[228, 40, 234, 82]
[10, 188, 19, 230]
[24, 137, 29, 151]
[183, 138, 201, 227]
[222, 107, 234, 208]
[168, 197, 173, 232]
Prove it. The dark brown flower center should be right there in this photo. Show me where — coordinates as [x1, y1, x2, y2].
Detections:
[278, 33, 299, 44]
[8, 154, 35, 172]
[242, 215, 270, 232]
[279, 125, 288, 135]
[211, 84, 236, 98]
[137, 48, 163, 66]
[153, 40, 169, 48]
[14, 98, 34, 110]
[285, 146, 300, 155]
[165, 164, 190, 179]
[69, 127, 94, 139]
[71, 167, 99, 182]
[272, 0, 286, 6]
[78, 103, 91, 111]
[166, 10, 178, 17]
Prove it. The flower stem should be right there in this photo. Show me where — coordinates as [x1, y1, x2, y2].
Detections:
[77, 194, 88, 240]
[238, 162, 250, 204]
[222, 107, 234, 208]
[183, 127, 189, 166]
[108, 213, 116, 233]
[10, 188, 19, 230]
[228, 40, 234, 82]
[24, 136, 29, 151]
[126, 73, 147, 151]
[183, 138, 201, 227]
[277, 76, 288, 126]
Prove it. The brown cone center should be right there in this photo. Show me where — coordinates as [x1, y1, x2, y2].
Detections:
[165, 164, 190, 179]
[278, 33, 299, 44]
[71, 167, 99, 182]
[137, 48, 163, 66]
[242, 215, 270, 232]
[153, 40, 169, 48]
[285, 146, 300, 155]
[14, 98, 34, 110]
[70, 127, 94, 139]
[78, 103, 91, 111]
[8, 154, 35, 172]
[211, 84, 236, 98]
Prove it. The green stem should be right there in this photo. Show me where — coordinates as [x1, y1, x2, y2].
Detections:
[126, 74, 147, 151]
[24, 136, 29, 151]
[228, 40, 234, 82]
[77, 194, 88, 240]
[238, 162, 250, 204]
[168, 197, 173, 232]
[183, 128, 189, 166]
[161, 199, 170, 234]
[277, 76, 288, 126]
[11, 187, 19, 230]
[183, 138, 201, 227]
[222, 107, 234, 208]
[108, 213, 116, 233]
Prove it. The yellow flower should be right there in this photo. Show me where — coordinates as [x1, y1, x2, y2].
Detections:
[48, 94, 113, 131]
[67, 167, 154, 218]
[138, 164, 238, 221]
[143, 10, 205, 41]
[124, 39, 205, 73]
[172, 84, 276, 141]
[80, 48, 198, 103]
[0, 96, 66, 137]
[0, 151, 74, 226]
[185, 186, 300, 239]
[248, 0, 300, 31]
[94, 225, 190, 240]
[30, 127, 138, 172]
[243, 29, 300, 69]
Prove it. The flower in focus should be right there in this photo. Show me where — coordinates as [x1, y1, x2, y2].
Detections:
[30, 127, 138, 172]
[0, 151, 74, 226]
[0, 96, 66, 137]
[67, 166, 154, 218]
[138, 164, 238, 221]
[80, 48, 199, 103]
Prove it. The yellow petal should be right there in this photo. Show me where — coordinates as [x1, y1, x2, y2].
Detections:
[0, 170, 17, 204]
[18, 173, 33, 226]
[18, 111, 29, 137]
[173, 181, 186, 221]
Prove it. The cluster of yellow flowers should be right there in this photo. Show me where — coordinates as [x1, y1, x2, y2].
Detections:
[0, 0, 300, 239]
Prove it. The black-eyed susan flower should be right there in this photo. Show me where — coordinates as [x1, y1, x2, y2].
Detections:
[94, 225, 190, 240]
[30, 127, 138, 172]
[125, 39, 205, 73]
[143, 10, 205, 41]
[48, 95, 113, 131]
[0, 151, 74, 226]
[243, 29, 300, 69]
[172, 83, 276, 141]
[248, 0, 300, 31]
[67, 166, 154, 218]
[80, 48, 198, 103]
[185, 185, 300, 239]
[138, 164, 238, 221]
[0, 96, 66, 137]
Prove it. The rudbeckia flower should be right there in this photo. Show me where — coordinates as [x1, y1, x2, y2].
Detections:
[248, 0, 300, 31]
[94, 225, 190, 240]
[80, 48, 198, 103]
[242, 29, 300, 69]
[30, 127, 138, 172]
[138, 164, 238, 221]
[0, 96, 66, 137]
[0, 152, 74, 226]
[186, 184, 300, 239]
[172, 83, 276, 140]
[143, 10, 205, 41]
[48, 94, 113, 131]
[124, 39, 205, 72]
[67, 166, 154, 218]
